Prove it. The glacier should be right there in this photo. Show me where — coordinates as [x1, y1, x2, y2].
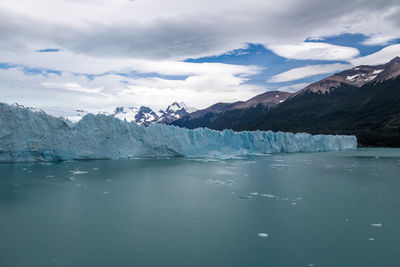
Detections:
[0, 103, 357, 162]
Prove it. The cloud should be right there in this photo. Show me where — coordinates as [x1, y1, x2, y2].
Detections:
[277, 83, 309, 93]
[1, 0, 400, 60]
[268, 63, 351, 83]
[41, 82, 104, 94]
[0, 66, 265, 111]
[350, 44, 400, 66]
[267, 43, 359, 61]
[0, 49, 262, 76]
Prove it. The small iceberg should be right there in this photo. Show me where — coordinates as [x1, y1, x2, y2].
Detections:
[71, 170, 89, 175]
[260, 194, 274, 198]
[371, 223, 383, 227]
[257, 233, 268, 238]
[239, 195, 253, 200]
[207, 179, 225, 185]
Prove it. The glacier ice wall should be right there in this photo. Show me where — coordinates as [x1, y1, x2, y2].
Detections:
[0, 103, 357, 162]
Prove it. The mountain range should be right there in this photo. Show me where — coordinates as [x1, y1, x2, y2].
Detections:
[42, 101, 196, 127]
[23, 57, 400, 147]
[171, 57, 400, 147]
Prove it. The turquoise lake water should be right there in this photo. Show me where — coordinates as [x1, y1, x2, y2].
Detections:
[0, 148, 399, 266]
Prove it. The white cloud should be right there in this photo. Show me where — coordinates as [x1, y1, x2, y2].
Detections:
[277, 83, 309, 93]
[1, 0, 400, 60]
[0, 50, 262, 76]
[267, 43, 359, 61]
[268, 63, 351, 83]
[0, 66, 264, 111]
[41, 82, 104, 94]
[350, 44, 400, 66]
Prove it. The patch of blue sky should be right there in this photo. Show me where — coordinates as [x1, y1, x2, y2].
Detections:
[186, 43, 347, 85]
[0, 62, 16, 69]
[306, 33, 392, 57]
[265, 74, 330, 91]
[0, 62, 62, 77]
[71, 70, 190, 81]
[184, 34, 400, 91]
[36, 48, 60, 53]
[1, 61, 189, 82]
[22, 67, 61, 76]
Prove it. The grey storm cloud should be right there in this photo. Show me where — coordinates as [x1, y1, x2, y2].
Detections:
[1, 0, 400, 60]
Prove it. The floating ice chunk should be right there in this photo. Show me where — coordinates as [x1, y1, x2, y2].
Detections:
[207, 179, 225, 185]
[258, 233, 268, 238]
[249, 192, 259, 195]
[296, 197, 303, 200]
[71, 170, 88, 175]
[46, 175, 54, 178]
[371, 223, 383, 227]
[105, 179, 112, 182]
[93, 168, 99, 170]
[308, 263, 315, 267]
[369, 238, 375, 241]
[14, 183, 19, 186]
[260, 194, 274, 198]
[292, 202, 296, 205]
[101, 190, 110, 194]
[68, 177, 75, 181]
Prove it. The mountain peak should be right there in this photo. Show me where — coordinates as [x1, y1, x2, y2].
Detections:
[294, 57, 400, 97]
[166, 101, 196, 113]
[374, 56, 400, 82]
[389, 56, 400, 64]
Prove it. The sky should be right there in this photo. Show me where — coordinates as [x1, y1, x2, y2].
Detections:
[1, 0, 400, 112]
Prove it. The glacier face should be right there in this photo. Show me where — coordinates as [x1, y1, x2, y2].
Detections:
[0, 103, 357, 162]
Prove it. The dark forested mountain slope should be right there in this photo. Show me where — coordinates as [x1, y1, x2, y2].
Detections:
[171, 91, 291, 129]
[172, 57, 400, 147]
[244, 76, 400, 146]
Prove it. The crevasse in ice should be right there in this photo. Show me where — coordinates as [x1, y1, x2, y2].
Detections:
[0, 103, 357, 162]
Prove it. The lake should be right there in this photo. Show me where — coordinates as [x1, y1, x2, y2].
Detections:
[0, 148, 399, 267]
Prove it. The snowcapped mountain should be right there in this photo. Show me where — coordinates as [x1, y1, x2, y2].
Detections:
[157, 102, 197, 124]
[40, 102, 196, 126]
[111, 106, 139, 122]
[109, 106, 160, 126]
[109, 102, 196, 125]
